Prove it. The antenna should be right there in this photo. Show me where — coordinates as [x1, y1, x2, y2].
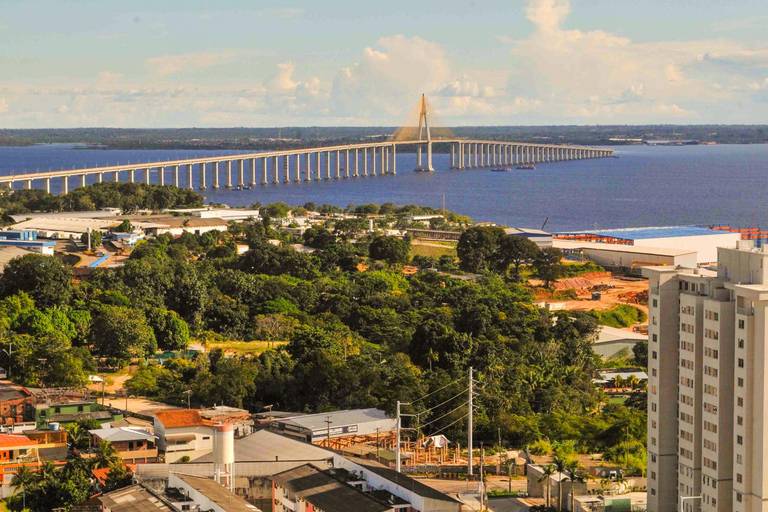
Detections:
[541, 217, 549, 231]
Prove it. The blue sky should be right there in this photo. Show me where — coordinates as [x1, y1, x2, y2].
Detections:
[2, 0, 768, 127]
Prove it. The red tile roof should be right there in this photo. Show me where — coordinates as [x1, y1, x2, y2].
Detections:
[0, 434, 36, 447]
[154, 409, 213, 428]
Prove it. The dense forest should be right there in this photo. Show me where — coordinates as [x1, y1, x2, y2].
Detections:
[0, 210, 647, 480]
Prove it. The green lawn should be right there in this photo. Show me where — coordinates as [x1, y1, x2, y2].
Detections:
[410, 244, 457, 259]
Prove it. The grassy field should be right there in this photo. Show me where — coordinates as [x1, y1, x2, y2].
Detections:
[410, 244, 457, 259]
[207, 340, 287, 355]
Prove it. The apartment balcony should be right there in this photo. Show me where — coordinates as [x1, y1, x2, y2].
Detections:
[737, 306, 754, 316]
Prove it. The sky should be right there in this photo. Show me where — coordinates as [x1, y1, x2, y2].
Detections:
[2, 0, 768, 128]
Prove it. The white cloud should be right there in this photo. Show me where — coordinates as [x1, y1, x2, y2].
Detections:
[145, 51, 236, 76]
[0, 98, 9, 113]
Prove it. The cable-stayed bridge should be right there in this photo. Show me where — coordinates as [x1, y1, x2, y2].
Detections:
[0, 96, 613, 194]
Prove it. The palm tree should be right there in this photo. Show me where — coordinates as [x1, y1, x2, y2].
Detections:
[565, 461, 589, 512]
[626, 374, 640, 389]
[538, 464, 556, 507]
[11, 464, 37, 510]
[553, 455, 570, 511]
[426, 347, 439, 372]
[38, 460, 56, 482]
[612, 375, 624, 390]
[90, 440, 120, 469]
[65, 423, 88, 449]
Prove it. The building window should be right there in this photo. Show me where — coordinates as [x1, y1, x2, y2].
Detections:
[651, 488, 656, 496]
[737, 473, 743, 483]
[738, 339, 745, 349]
[738, 358, 745, 368]
[738, 435, 743, 445]
[738, 397, 744, 406]
[651, 454, 657, 463]
[651, 471, 656, 480]
[737, 454, 743, 464]
[738, 416, 743, 426]
[739, 319, 745, 329]
[652, 403, 657, 412]
[737, 493, 743, 502]
[738, 378, 744, 387]
[653, 299, 658, 308]
[653, 334, 658, 342]
[652, 351, 658, 360]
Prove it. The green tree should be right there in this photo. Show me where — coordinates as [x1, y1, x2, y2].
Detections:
[80, 230, 103, 250]
[90, 440, 120, 469]
[147, 308, 190, 351]
[90, 305, 157, 365]
[493, 236, 538, 280]
[632, 339, 648, 367]
[368, 236, 410, 265]
[538, 464, 556, 508]
[115, 219, 133, 233]
[456, 226, 506, 273]
[0, 254, 73, 308]
[262, 202, 291, 218]
[11, 464, 37, 509]
[104, 462, 133, 492]
[533, 247, 564, 288]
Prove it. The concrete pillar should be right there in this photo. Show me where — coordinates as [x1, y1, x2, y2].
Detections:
[251, 158, 257, 186]
[226, 161, 233, 188]
[186, 164, 193, 189]
[23, 179, 32, 190]
[363, 148, 368, 176]
[392, 145, 396, 175]
[262, 158, 268, 185]
[417, 145, 422, 167]
[144, 167, 151, 184]
[172, 166, 178, 187]
[96, 172, 103, 184]
[354, 149, 360, 177]
[450, 145, 455, 168]
[295, 154, 301, 182]
[79, 175, 86, 188]
[200, 162, 207, 189]
[113, 170, 119, 182]
[473, 143, 478, 167]
[44, 178, 51, 194]
[273, 156, 280, 184]
[305, 153, 312, 182]
[380, 146, 386, 175]
[335, 150, 341, 179]
[283, 155, 290, 183]
[345, 149, 350, 178]
[371, 147, 377, 176]
[238, 160, 245, 187]
[61, 176, 68, 195]
[128, 169, 135, 183]
[323, 151, 330, 179]
[315, 152, 321, 180]
[212, 162, 219, 188]
[158, 167, 165, 186]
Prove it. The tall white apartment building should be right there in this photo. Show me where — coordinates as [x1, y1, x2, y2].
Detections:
[645, 242, 768, 512]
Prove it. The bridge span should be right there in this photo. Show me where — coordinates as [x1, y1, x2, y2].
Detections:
[0, 139, 613, 194]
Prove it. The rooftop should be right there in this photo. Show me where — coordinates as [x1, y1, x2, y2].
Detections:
[562, 226, 738, 241]
[89, 427, 157, 443]
[172, 474, 261, 511]
[275, 408, 393, 431]
[350, 459, 460, 504]
[596, 326, 647, 344]
[154, 409, 212, 429]
[99, 484, 175, 511]
[271, 464, 391, 512]
[553, 239, 696, 257]
[193, 429, 333, 463]
[0, 434, 36, 447]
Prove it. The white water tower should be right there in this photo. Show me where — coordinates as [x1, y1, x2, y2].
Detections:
[212, 423, 235, 492]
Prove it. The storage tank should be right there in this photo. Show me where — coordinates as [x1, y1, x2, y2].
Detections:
[49, 422, 60, 431]
[212, 423, 235, 491]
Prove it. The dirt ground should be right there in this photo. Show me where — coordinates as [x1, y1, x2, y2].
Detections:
[535, 271, 650, 330]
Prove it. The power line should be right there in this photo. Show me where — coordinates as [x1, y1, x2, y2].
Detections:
[418, 400, 470, 429]
[424, 412, 469, 439]
[410, 377, 464, 405]
[415, 389, 467, 415]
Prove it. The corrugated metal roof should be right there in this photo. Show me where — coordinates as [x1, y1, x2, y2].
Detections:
[564, 226, 737, 240]
[99, 484, 175, 511]
[193, 430, 332, 463]
[348, 459, 460, 504]
[90, 427, 157, 443]
[271, 464, 391, 512]
[172, 474, 261, 511]
[277, 408, 394, 431]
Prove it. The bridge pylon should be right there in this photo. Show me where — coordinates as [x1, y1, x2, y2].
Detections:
[414, 94, 435, 172]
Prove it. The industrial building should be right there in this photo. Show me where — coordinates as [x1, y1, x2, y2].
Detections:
[504, 227, 553, 247]
[554, 239, 698, 273]
[644, 241, 768, 512]
[267, 408, 396, 448]
[593, 325, 648, 359]
[557, 226, 741, 265]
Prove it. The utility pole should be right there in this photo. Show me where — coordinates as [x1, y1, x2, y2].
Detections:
[480, 445, 486, 510]
[325, 416, 332, 449]
[468, 366, 473, 477]
[396, 401, 401, 472]
[375, 427, 381, 462]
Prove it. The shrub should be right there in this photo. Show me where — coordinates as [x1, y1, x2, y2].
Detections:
[590, 304, 646, 328]
[529, 439, 553, 455]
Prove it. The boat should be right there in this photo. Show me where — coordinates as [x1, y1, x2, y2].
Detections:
[516, 164, 535, 170]
[490, 167, 513, 172]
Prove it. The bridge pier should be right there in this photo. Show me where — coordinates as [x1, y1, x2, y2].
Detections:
[354, 149, 359, 177]
[345, 150, 350, 178]
[392, 145, 397, 175]
[79, 174, 86, 188]
[199, 163, 207, 190]
[283, 155, 290, 183]
[61, 176, 68, 195]
[239, 160, 245, 187]
[294, 154, 301, 182]
[186, 164, 193, 189]
[44, 178, 51, 194]
[226, 161, 233, 188]
[363, 148, 368, 176]
[335, 150, 341, 179]
[371, 147, 377, 176]
[128, 169, 135, 183]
